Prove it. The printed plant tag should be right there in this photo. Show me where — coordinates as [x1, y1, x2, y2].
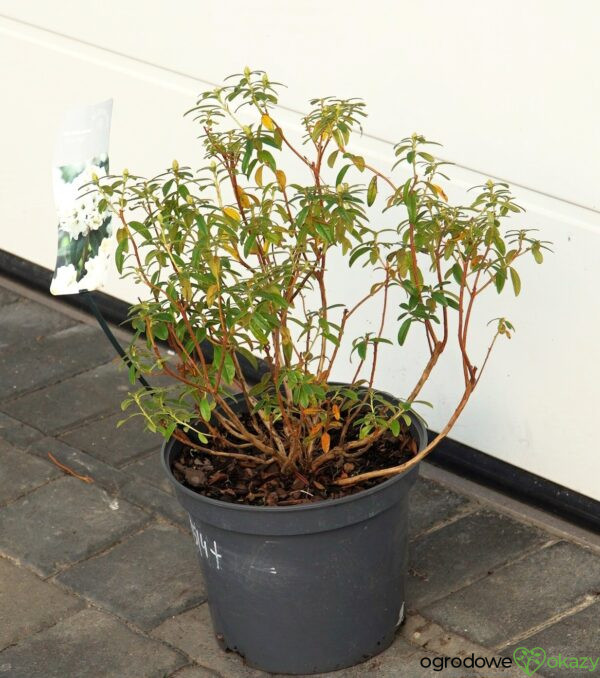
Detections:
[51, 99, 114, 295]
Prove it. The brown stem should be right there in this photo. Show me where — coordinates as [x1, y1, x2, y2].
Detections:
[173, 429, 265, 463]
[335, 380, 475, 486]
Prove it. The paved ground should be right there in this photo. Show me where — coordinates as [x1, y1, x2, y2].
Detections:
[0, 276, 598, 678]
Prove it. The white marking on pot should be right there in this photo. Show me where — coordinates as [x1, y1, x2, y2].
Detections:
[189, 518, 222, 569]
[396, 602, 405, 627]
[249, 564, 278, 575]
[210, 540, 222, 570]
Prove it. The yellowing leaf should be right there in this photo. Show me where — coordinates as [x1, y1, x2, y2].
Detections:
[261, 114, 275, 130]
[321, 432, 331, 454]
[223, 207, 241, 222]
[181, 278, 192, 302]
[367, 175, 378, 206]
[222, 244, 241, 262]
[509, 267, 521, 296]
[352, 155, 365, 172]
[276, 169, 287, 191]
[432, 184, 448, 201]
[208, 256, 220, 278]
[302, 407, 320, 415]
[206, 284, 218, 306]
[332, 404, 340, 421]
[255, 165, 264, 187]
[235, 185, 251, 208]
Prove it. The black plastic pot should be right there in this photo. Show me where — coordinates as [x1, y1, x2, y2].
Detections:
[162, 396, 426, 675]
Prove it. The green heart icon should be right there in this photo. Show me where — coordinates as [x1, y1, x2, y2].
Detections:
[513, 646, 547, 676]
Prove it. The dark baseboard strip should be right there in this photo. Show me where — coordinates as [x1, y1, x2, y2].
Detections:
[428, 434, 600, 533]
[1, 248, 598, 533]
[0, 249, 268, 384]
[0, 249, 129, 328]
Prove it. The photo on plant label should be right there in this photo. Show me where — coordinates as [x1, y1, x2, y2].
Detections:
[51, 99, 115, 295]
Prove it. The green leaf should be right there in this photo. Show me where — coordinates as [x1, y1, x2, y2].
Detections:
[200, 397, 211, 422]
[405, 191, 417, 223]
[257, 149, 276, 172]
[241, 140, 253, 174]
[315, 223, 333, 244]
[509, 267, 521, 296]
[532, 244, 544, 264]
[451, 263, 463, 285]
[357, 341, 367, 360]
[397, 318, 411, 346]
[327, 150, 338, 168]
[115, 237, 128, 274]
[494, 269, 507, 293]
[128, 363, 136, 385]
[223, 353, 236, 384]
[367, 175, 378, 207]
[128, 221, 152, 240]
[335, 164, 351, 186]
[349, 244, 370, 267]
[243, 233, 256, 257]
[389, 419, 400, 436]
[431, 291, 448, 306]
[153, 322, 169, 341]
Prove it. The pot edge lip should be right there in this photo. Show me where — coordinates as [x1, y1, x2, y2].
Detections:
[161, 415, 425, 515]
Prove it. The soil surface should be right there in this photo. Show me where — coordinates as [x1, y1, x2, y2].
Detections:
[172, 416, 418, 506]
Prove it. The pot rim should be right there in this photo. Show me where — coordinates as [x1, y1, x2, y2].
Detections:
[161, 396, 426, 515]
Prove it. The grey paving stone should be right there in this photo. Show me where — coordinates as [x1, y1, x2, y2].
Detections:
[152, 603, 286, 677]
[124, 449, 174, 495]
[0, 412, 43, 448]
[2, 362, 132, 434]
[0, 476, 149, 576]
[0, 286, 19, 307]
[59, 410, 161, 467]
[0, 607, 186, 678]
[0, 557, 83, 650]
[27, 437, 129, 495]
[407, 509, 548, 608]
[120, 477, 188, 530]
[0, 441, 60, 506]
[502, 601, 600, 678]
[0, 324, 116, 401]
[153, 604, 446, 677]
[57, 523, 206, 630]
[169, 666, 218, 678]
[319, 648, 474, 678]
[409, 476, 472, 538]
[400, 613, 525, 678]
[423, 541, 600, 648]
[0, 299, 76, 350]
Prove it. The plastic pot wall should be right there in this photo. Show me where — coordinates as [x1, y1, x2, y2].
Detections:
[162, 407, 426, 675]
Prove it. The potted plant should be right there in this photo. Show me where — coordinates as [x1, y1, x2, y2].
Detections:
[95, 69, 548, 674]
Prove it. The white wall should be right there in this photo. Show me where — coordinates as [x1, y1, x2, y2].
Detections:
[1, 2, 598, 500]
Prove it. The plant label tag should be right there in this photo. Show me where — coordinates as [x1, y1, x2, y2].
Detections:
[51, 99, 114, 295]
